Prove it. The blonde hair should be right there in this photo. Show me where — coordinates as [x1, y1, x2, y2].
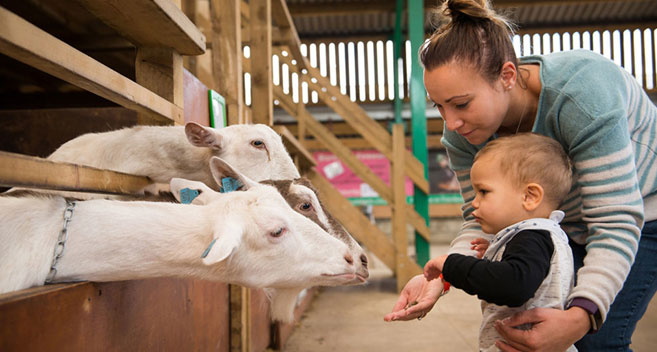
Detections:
[474, 133, 573, 206]
[420, 0, 517, 83]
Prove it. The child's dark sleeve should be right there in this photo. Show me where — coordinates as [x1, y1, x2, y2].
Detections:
[442, 230, 554, 307]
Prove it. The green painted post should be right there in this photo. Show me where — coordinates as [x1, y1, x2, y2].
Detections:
[408, 0, 430, 266]
[393, 0, 403, 125]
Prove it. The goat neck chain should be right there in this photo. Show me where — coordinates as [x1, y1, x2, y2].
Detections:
[45, 200, 76, 283]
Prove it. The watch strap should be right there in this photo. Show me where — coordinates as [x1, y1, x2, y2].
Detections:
[569, 298, 602, 334]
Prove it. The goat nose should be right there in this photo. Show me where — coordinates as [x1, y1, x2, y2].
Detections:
[360, 254, 369, 268]
[344, 253, 354, 265]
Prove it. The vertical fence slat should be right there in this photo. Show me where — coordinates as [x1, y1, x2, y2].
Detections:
[653, 30, 657, 89]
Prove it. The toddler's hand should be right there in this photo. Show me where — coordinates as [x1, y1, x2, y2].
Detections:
[471, 238, 490, 259]
[423, 255, 448, 281]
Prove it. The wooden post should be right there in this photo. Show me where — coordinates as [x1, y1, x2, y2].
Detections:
[229, 285, 250, 352]
[392, 123, 410, 292]
[249, 0, 273, 125]
[296, 100, 307, 171]
[296, 101, 306, 143]
[211, 0, 244, 125]
[185, 0, 215, 89]
[135, 47, 184, 125]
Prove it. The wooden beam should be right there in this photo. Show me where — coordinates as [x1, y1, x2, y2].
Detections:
[287, 0, 653, 17]
[249, 0, 273, 125]
[281, 135, 444, 151]
[0, 151, 152, 194]
[75, 0, 206, 55]
[135, 47, 185, 125]
[272, 125, 317, 174]
[187, 0, 215, 89]
[240, 0, 249, 22]
[516, 22, 657, 36]
[276, 119, 445, 137]
[270, 0, 309, 71]
[392, 124, 413, 291]
[288, 1, 396, 17]
[211, 0, 244, 125]
[0, 6, 182, 124]
[372, 203, 464, 219]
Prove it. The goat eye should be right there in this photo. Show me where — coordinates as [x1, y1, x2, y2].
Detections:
[251, 140, 265, 148]
[271, 227, 285, 238]
[299, 202, 312, 211]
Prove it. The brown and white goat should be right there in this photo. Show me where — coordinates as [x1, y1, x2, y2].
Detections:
[262, 178, 369, 284]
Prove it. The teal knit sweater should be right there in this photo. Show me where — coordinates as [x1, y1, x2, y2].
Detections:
[442, 49, 657, 320]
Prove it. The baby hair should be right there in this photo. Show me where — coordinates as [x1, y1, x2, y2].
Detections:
[420, 0, 517, 83]
[474, 133, 574, 207]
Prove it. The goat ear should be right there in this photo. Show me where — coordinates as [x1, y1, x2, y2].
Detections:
[209, 156, 259, 191]
[170, 178, 215, 205]
[201, 221, 243, 265]
[185, 122, 223, 150]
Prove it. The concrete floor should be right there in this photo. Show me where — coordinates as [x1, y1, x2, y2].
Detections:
[283, 245, 657, 351]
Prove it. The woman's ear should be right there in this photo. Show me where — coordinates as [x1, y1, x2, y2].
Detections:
[522, 183, 544, 211]
[500, 61, 517, 90]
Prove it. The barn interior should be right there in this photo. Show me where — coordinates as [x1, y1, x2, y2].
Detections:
[0, 0, 656, 351]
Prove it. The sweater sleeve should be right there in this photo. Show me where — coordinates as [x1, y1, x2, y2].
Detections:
[540, 53, 644, 321]
[442, 230, 554, 307]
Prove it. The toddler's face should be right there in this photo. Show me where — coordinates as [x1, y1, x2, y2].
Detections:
[470, 154, 527, 234]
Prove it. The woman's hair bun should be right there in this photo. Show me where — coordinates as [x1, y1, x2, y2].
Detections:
[443, 0, 493, 24]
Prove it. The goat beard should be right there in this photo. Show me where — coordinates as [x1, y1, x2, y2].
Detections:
[263, 287, 306, 323]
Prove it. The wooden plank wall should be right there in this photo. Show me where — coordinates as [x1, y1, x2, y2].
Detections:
[0, 280, 229, 351]
[0, 69, 229, 352]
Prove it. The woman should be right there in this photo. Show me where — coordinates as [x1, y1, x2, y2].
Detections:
[383, 0, 657, 351]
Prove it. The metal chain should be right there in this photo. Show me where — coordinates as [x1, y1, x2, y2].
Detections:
[45, 200, 76, 283]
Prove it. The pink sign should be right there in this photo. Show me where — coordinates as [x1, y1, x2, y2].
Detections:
[313, 150, 414, 198]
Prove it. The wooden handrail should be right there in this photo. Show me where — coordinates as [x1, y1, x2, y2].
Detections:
[0, 152, 152, 195]
[272, 125, 317, 173]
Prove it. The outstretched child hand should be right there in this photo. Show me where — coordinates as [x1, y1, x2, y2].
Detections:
[423, 254, 448, 281]
[471, 238, 490, 259]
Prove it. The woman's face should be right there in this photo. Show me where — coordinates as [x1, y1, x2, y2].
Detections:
[424, 61, 509, 145]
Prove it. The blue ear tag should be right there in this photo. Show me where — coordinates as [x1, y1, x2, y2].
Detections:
[200, 238, 217, 259]
[180, 188, 200, 204]
[221, 177, 242, 193]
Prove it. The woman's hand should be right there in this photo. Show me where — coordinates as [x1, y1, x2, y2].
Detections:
[494, 307, 590, 351]
[383, 274, 444, 322]
[471, 238, 490, 258]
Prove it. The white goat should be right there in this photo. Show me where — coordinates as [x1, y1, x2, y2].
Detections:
[46, 122, 300, 188]
[0, 158, 356, 317]
[116, 177, 370, 322]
